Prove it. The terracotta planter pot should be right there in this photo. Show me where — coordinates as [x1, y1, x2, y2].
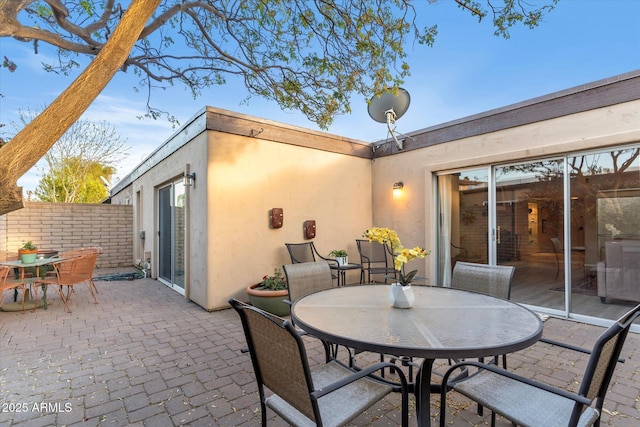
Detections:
[246, 283, 290, 316]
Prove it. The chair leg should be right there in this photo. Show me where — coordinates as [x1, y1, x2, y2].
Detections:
[55, 285, 73, 313]
[91, 279, 99, 293]
[86, 282, 99, 304]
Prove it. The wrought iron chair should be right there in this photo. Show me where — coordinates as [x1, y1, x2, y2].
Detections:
[229, 298, 409, 427]
[439, 303, 640, 427]
[38, 253, 99, 313]
[356, 239, 397, 283]
[0, 265, 29, 313]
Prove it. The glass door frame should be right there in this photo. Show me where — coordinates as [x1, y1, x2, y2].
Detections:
[157, 178, 186, 296]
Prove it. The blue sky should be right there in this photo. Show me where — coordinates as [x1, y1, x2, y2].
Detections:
[1, 0, 639, 194]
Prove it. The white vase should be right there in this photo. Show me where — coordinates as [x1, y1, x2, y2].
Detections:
[336, 256, 348, 266]
[389, 283, 414, 308]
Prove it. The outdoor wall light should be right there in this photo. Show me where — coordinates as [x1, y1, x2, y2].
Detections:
[184, 172, 196, 187]
[393, 181, 404, 197]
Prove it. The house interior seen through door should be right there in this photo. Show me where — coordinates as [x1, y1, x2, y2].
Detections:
[158, 179, 186, 295]
[437, 145, 640, 324]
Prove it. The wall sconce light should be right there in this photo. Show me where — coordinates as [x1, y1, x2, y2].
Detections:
[393, 181, 404, 197]
[184, 172, 196, 187]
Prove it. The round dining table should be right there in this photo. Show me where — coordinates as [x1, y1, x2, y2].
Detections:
[291, 284, 544, 427]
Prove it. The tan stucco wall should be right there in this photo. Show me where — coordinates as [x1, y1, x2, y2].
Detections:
[205, 131, 372, 309]
[111, 110, 373, 311]
[371, 100, 640, 285]
[122, 130, 210, 301]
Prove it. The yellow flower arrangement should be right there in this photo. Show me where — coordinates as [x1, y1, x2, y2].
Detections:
[363, 227, 429, 286]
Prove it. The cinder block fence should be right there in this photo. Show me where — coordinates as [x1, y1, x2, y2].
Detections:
[0, 202, 133, 268]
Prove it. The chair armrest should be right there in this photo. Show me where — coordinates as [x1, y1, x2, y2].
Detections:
[442, 360, 593, 406]
[539, 337, 624, 363]
[310, 360, 408, 400]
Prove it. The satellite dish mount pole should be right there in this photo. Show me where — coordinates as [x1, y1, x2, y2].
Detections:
[385, 108, 403, 150]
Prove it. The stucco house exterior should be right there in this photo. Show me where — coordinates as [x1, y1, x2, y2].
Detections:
[110, 70, 640, 329]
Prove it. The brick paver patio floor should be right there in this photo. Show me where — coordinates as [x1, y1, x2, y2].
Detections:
[1, 274, 638, 426]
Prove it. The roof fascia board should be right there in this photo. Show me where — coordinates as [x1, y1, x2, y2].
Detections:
[204, 106, 371, 158]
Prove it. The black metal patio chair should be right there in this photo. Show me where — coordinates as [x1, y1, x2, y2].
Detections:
[356, 239, 397, 283]
[451, 261, 515, 368]
[439, 303, 640, 427]
[285, 242, 338, 281]
[229, 298, 409, 427]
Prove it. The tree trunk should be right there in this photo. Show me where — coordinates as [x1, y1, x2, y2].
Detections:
[0, 0, 161, 215]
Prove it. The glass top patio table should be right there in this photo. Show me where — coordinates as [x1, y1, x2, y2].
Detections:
[291, 284, 544, 427]
[1, 257, 65, 310]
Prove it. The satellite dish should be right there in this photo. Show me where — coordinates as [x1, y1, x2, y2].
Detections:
[367, 88, 411, 150]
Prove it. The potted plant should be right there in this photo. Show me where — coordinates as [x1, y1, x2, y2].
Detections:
[364, 227, 429, 308]
[18, 241, 38, 264]
[329, 249, 348, 266]
[246, 268, 290, 316]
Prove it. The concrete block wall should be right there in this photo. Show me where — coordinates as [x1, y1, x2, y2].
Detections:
[0, 202, 133, 268]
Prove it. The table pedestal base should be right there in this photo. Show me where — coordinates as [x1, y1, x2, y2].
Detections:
[0, 299, 46, 312]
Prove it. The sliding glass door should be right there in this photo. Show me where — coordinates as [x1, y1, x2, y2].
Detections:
[437, 145, 639, 321]
[158, 179, 186, 295]
[494, 160, 565, 312]
[567, 148, 640, 318]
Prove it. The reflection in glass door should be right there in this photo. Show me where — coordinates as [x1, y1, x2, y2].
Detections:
[494, 160, 565, 312]
[437, 169, 488, 287]
[568, 148, 640, 318]
[158, 180, 186, 295]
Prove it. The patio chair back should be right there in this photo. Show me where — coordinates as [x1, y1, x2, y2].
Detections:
[230, 298, 322, 422]
[283, 261, 334, 303]
[57, 246, 103, 262]
[578, 304, 640, 411]
[451, 262, 514, 300]
[285, 242, 321, 264]
[356, 239, 397, 283]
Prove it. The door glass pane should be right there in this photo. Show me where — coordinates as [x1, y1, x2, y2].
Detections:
[496, 160, 565, 311]
[437, 169, 488, 286]
[569, 147, 640, 320]
[158, 186, 172, 283]
[174, 182, 186, 290]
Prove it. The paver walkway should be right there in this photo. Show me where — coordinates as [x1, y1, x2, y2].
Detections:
[1, 275, 638, 426]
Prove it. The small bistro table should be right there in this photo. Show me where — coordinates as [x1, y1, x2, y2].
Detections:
[0, 257, 64, 310]
[330, 262, 362, 286]
[291, 285, 544, 427]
